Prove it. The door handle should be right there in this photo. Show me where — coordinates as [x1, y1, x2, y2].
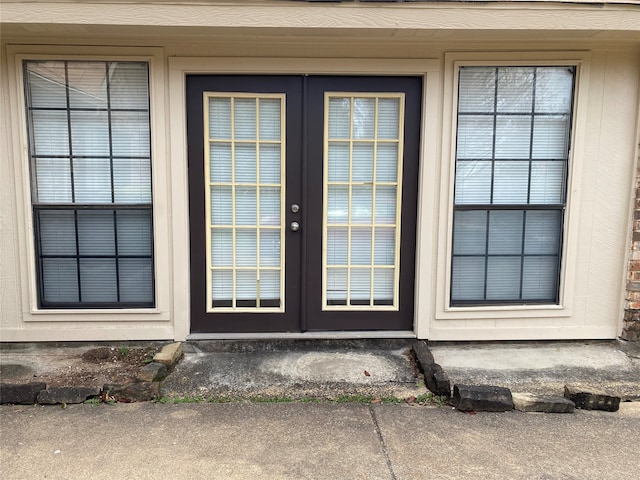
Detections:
[290, 221, 300, 232]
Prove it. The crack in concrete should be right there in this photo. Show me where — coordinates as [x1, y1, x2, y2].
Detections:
[368, 405, 397, 480]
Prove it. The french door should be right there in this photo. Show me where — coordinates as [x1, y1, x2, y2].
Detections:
[187, 75, 421, 333]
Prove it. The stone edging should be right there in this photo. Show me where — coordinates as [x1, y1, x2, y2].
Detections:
[410, 340, 621, 413]
[0, 342, 183, 405]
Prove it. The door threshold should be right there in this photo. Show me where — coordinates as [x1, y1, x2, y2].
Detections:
[187, 331, 417, 341]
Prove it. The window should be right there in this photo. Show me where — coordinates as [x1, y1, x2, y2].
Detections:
[205, 93, 285, 311]
[24, 60, 154, 308]
[323, 94, 404, 309]
[451, 66, 575, 306]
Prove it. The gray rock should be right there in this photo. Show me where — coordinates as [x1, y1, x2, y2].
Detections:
[424, 363, 451, 399]
[105, 382, 160, 402]
[411, 342, 451, 399]
[512, 392, 575, 413]
[412, 341, 435, 367]
[0, 382, 46, 405]
[564, 384, 620, 412]
[453, 384, 513, 412]
[37, 386, 101, 405]
[137, 362, 168, 382]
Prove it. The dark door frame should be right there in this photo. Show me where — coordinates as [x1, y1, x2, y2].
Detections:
[186, 75, 303, 333]
[186, 74, 422, 334]
[304, 76, 422, 331]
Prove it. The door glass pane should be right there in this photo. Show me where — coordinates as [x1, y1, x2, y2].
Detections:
[373, 269, 394, 306]
[326, 268, 347, 305]
[209, 98, 231, 139]
[327, 227, 348, 265]
[328, 98, 350, 139]
[211, 229, 233, 267]
[235, 145, 257, 183]
[235, 187, 256, 225]
[323, 93, 404, 309]
[259, 230, 280, 267]
[377, 99, 400, 139]
[259, 144, 280, 184]
[205, 94, 284, 311]
[328, 143, 349, 182]
[353, 98, 375, 139]
[259, 187, 280, 226]
[352, 143, 374, 182]
[234, 99, 256, 140]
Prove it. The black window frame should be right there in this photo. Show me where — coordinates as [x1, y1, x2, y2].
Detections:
[24, 59, 156, 309]
[450, 65, 576, 307]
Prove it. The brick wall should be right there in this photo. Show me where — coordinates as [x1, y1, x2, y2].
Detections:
[623, 149, 640, 341]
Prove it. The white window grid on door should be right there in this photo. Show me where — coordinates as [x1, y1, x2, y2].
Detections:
[204, 93, 286, 312]
[322, 93, 405, 311]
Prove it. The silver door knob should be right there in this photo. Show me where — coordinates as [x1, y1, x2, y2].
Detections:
[290, 221, 300, 232]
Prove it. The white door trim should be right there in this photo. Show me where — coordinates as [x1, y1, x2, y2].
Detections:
[168, 57, 440, 340]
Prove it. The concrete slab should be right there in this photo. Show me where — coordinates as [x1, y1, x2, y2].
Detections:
[162, 340, 421, 399]
[0, 403, 392, 480]
[374, 402, 640, 480]
[430, 341, 640, 400]
[0, 364, 36, 382]
[3, 402, 639, 480]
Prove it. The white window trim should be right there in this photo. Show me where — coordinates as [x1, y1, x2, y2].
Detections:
[6, 45, 171, 322]
[168, 57, 440, 340]
[435, 51, 591, 321]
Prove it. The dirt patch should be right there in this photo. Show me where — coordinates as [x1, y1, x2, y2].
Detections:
[34, 347, 158, 388]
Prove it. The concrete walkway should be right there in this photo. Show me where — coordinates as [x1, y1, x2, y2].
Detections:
[163, 339, 423, 400]
[2, 339, 639, 402]
[430, 340, 640, 400]
[2, 401, 639, 480]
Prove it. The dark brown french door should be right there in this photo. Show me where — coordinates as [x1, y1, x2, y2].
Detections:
[187, 75, 421, 334]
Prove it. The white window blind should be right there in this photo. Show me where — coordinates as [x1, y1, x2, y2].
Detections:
[324, 95, 404, 309]
[206, 95, 284, 310]
[25, 60, 154, 307]
[451, 66, 574, 305]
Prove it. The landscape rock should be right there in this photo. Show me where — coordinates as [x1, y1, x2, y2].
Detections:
[453, 384, 513, 412]
[0, 382, 46, 405]
[37, 386, 101, 405]
[137, 362, 168, 382]
[411, 341, 435, 367]
[512, 392, 575, 413]
[105, 382, 160, 402]
[564, 384, 620, 412]
[153, 342, 183, 367]
[423, 363, 452, 399]
[411, 342, 451, 399]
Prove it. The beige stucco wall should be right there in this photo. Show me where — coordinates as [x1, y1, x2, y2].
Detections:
[1, 1, 639, 341]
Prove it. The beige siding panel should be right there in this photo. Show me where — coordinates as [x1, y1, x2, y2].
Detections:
[428, 325, 618, 341]
[0, 49, 21, 331]
[429, 50, 639, 341]
[1, 34, 639, 341]
[1, 326, 175, 342]
[1, 45, 175, 343]
[586, 51, 640, 329]
[1, 2, 639, 34]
